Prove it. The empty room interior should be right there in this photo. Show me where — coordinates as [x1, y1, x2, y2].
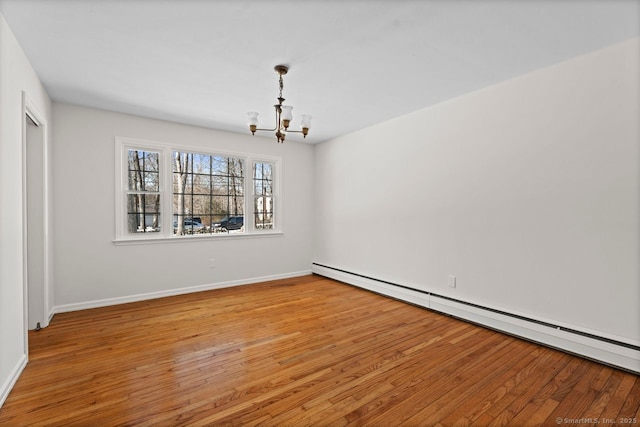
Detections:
[1, 1, 639, 425]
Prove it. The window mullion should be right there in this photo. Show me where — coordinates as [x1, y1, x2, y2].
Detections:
[247, 157, 255, 233]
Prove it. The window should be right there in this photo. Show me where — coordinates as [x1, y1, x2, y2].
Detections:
[253, 162, 274, 230]
[127, 149, 161, 233]
[115, 137, 280, 241]
[172, 152, 245, 235]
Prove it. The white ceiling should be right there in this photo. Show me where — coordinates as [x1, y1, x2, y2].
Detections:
[1, 0, 638, 143]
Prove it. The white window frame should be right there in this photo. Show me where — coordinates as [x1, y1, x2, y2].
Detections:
[114, 136, 282, 244]
[252, 159, 279, 232]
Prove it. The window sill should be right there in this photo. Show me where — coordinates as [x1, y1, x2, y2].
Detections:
[113, 231, 283, 246]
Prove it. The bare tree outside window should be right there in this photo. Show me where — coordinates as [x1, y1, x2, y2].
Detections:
[127, 150, 160, 233]
[172, 151, 245, 235]
[253, 162, 274, 230]
[173, 152, 190, 236]
[118, 139, 277, 240]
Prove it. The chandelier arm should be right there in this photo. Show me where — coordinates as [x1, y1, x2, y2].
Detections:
[254, 126, 278, 132]
[254, 105, 282, 133]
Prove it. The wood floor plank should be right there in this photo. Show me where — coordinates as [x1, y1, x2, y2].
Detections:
[619, 378, 640, 419]
[399, 340, 534, 425]
[0, 275, 637, 426]
[326, 328, 509, 424]
[441, 347, 552, 426]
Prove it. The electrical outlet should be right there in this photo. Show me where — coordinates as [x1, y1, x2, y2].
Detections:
[209, 258, 216, 269]
[448, 275, 456, 288]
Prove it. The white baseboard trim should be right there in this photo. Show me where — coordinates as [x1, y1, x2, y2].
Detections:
[312, 263, 640, 374]
[53, 270, 312, 314]
[0, 353, 27, 408]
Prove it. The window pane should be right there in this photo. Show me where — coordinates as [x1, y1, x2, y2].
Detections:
[127, 194, 161, 233]
[128, 149, 159, 191]
[172, 173, 180, 193]
[144, 152, 159, 172]
[186, 174, 193, 194]
[192, 174, 211, 195]
[127, 194, 160, 213]
[212, 156, 228, 175]
[128, 213, 161, 233]
[254, 196, 273, 214]
[229, 158, 244, 178]
[211, 196, 229, 214]
[173, 194, 193, 215]
[173, 152, 192, 173]
[129, 171, 142, 191]
[211, 214, 226, 225]
[193, 153, 210, 174]
[212, 215, 244, 233]
[253, 162, 274, 196]
[253, 162, 274, 229]
[192, 195, 211, 215]
[128, 150, 142, 171]
[173, 173, 193, 194]
[199, 216, 213, 230]
[127, 150, 158, 173]
[262, 179, 272, 196]
[172, 216, 206, 235]
[262, 163, 272, 179]
[212, 175, 228, 194]
[144, 171, 159, 191]
[228, 196, 244, 216]
[255, 212, 273, 230]
[230, 176, 244, 196]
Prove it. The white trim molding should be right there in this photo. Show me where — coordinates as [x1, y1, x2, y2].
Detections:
[0, 354, 27, 408]
[53, 270, 312, 314]
[22, 91, 53, 331]
[311, 263, 640, 374]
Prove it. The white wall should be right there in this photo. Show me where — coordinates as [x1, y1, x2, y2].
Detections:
[314, 38, 640, 345]
[52, 104, 314, 309]
[0, 12, 53, 405]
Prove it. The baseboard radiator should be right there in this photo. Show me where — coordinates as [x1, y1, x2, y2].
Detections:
[311, 263, 640, 374]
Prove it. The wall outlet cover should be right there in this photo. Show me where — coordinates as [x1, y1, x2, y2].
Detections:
[448, 275, 456, 288]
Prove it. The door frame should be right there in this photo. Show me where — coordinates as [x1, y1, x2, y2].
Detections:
[21, 92, 52, 355]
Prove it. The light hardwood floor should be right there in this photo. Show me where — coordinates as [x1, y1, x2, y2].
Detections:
[1, 275, 638, 426]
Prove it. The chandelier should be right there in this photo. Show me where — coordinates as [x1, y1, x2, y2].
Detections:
[247, 65, 312, 143]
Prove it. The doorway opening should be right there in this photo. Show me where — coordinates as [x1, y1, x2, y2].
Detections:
[22, 95, 51, 337]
